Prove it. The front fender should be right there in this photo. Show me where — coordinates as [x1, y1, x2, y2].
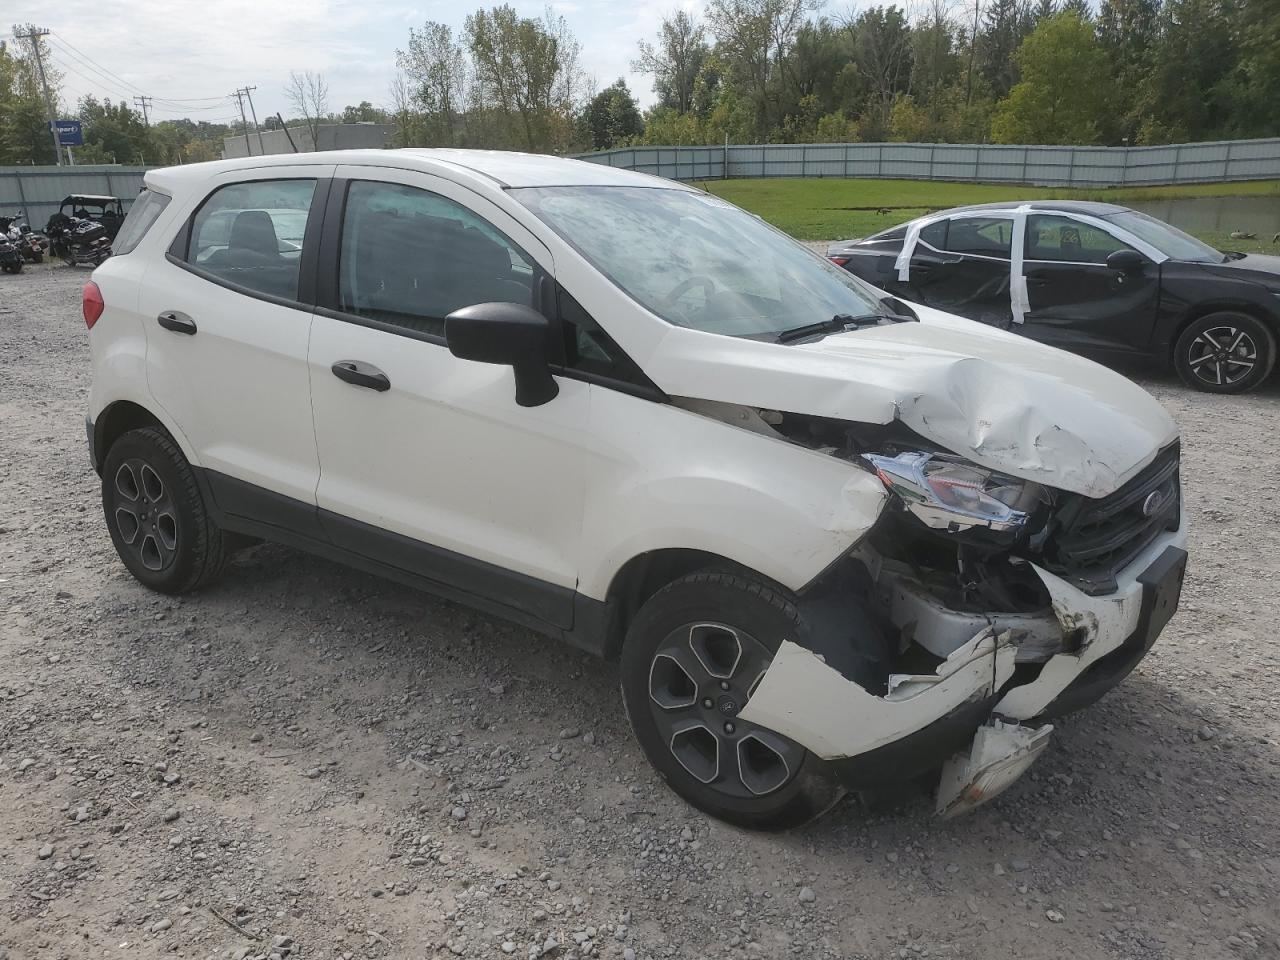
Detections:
[576, 390, 887, 600]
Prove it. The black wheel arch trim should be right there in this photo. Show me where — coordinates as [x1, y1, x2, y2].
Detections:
[1168, 299, 1280, 362]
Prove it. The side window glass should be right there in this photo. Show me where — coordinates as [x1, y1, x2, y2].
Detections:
[918, 219, 948, 249]
[1026, 214, 1134, 264]
[338, 180, 538, 338]
[945, 217, 1012, 259]
[188, 179, 315, 299]
[113, 189, 170, 256]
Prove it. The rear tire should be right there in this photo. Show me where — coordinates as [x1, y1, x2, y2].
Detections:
[620, 570, 843, 831]
[101, 427, 229, 593]
[1174, 312, 1275, 393]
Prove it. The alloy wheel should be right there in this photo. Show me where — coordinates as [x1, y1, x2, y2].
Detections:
[1186, 325, 1257, 386]
[647, 622, 803, 798]
[112, 458, 179, 572]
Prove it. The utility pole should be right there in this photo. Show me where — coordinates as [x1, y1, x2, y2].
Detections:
[965, 0, 981, 107]
[241, 85, 267, 155]
[231, 88, 253, 156]
[133, 95, 153, 127]
[14, 27, 63, 166]
[277, 113, 299, 153]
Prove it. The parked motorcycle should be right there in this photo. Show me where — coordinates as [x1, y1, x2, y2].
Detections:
[44, 212, 112, 267]
[0, 236, 23, 274]
[1, 213, 48, 263]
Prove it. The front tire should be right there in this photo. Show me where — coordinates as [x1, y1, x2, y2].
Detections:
[101, 427, 229, 593]
[1174, 312, 1276, 393]
[620, 571, 843, 830]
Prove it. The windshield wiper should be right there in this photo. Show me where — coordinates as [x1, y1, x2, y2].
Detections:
[775, 313, 885, 344]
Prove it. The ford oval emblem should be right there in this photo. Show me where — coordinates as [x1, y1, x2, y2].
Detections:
[1142, 490, 1165, 517]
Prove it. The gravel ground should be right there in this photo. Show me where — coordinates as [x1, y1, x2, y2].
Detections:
[2, 262, 1279, 960]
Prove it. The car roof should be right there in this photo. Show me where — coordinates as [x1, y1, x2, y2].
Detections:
[63, 194, 119, 203]
[943, 199, 1130, 216]
[144, 148, 693, 194]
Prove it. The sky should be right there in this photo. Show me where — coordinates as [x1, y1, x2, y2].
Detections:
[8, 0, 714, 126]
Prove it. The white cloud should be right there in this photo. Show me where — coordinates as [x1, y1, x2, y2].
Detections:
[9, 0, 709, 123]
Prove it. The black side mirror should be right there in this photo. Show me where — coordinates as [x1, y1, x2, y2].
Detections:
[445, 302, 559, 408]
[1106, 249, 1146, 274]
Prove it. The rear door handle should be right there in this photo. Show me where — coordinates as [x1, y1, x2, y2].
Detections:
[331, 360, 391, 392]
[157, 311, 197, 335]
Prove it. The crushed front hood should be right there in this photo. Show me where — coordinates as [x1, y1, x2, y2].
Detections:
[645, 306, 1177, 498]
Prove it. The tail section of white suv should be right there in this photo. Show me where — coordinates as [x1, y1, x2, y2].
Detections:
[86, 150, 1187, 829]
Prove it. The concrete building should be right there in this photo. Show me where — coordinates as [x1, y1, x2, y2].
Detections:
[222, 123, 396, 159]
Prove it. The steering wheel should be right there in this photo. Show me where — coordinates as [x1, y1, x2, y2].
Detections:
[658, 276, 717, 313]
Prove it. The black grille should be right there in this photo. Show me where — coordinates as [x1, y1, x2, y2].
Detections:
[1040, 442, 1180, 595]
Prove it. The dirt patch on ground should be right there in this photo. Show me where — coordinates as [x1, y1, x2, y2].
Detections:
[2, 264, 1278, 959]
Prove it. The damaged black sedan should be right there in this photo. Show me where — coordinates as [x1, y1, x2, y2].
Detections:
[828, 200, 1280, 393]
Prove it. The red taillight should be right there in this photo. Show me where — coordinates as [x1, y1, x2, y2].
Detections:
[828, 256, 849, 267]
[83, 281, 104, 329]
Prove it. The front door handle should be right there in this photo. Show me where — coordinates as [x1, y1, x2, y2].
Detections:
[331, 360, 391, 392]
[157, 311, 197, 335]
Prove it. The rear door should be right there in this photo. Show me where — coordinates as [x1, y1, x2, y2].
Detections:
[906, 216, 1016, 327]
[139, 165, 332, 517]
[1021, 213, 1159, 353]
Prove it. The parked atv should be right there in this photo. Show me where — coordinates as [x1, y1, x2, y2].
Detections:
[45, 213, 112, 266]
[48, 194, 126, 239]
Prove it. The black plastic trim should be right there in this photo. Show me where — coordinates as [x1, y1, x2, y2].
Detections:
[85, 415, 98, 473]
[204, 470, 327, 542]
[195, 468, 604, 654]
[313, 304, 447, 347]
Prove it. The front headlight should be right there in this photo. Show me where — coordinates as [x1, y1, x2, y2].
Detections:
[864, 451, 1031, 533]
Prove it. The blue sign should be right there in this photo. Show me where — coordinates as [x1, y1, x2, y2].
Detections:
[54, 119, 83, 146]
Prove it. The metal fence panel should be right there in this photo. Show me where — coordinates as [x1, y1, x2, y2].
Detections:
[0, 165, 146, 230]
[571, 138, 1280, 187]
[6, 141, 1277, 223]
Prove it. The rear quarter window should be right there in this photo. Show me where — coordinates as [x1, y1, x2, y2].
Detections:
[111, 189, 170, 256]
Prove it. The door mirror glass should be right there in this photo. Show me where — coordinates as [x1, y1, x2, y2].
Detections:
[1106, 249, 1146, 274]
[445, 302, 559, 408]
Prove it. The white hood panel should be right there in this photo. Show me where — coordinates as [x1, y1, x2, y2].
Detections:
[645, 305, 1177, 498]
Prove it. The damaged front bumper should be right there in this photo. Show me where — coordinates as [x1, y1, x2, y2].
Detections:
[736, 522, 1188, 815]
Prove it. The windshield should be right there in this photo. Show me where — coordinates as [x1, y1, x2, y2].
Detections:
[1103, 210, 1225, 263]
[510, 186, 885, 337]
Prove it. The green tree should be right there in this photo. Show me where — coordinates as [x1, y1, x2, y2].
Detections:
[397, 22, 468, 145]
[633, 10, 709, 113]
[1132, 0, 1243, 143]
[585, 78, 643, 149]
[1096, 0, 1160, 141]
[2, 30, 61, 165]
[78, 97, 150, 164]
[991, 12, 1109, 144]
[464, 5, 584, 151]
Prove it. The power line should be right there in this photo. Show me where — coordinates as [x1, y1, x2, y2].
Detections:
[47, 33, 231, 110]
[46, 34, 150, 97]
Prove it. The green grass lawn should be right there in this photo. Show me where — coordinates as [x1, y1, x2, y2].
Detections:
[701, 177, 1280, 253]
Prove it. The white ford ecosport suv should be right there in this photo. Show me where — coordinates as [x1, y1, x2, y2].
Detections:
[86, 150, 1187, 829]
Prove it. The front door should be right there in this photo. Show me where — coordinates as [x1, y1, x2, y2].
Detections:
[139, 167, 331, 506]
[1020, 213, 1160, 354]
[306, 167, 587, 629]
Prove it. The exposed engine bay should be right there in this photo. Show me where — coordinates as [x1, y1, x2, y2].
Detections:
[676, 397, 1186, 813]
